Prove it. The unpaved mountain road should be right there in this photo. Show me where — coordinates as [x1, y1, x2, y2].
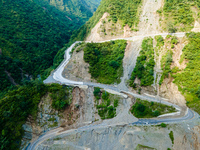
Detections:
[27, 32, 200, 150]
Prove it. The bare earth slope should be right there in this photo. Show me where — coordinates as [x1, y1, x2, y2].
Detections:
[138, 0, 163, 35]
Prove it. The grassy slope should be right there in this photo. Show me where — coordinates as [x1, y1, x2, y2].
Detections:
[70, 0, 142, 41]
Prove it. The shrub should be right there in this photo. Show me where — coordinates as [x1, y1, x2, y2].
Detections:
[114, 99, 119, 107]
[160, 123, 167, 128]
[93, 87, 101, 99]
[169, 131, 174, 144]
[153, 110, 160, 117]
[167, 23, 177, 33]
[49, 84, 72, 110]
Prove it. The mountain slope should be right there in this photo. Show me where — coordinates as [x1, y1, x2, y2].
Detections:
[43, 0, 101, 19]
[0, 0, 100, 97]
[70, 0, 142, 41]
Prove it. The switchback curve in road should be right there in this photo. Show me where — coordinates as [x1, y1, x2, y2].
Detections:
[34, 32, 198, 150]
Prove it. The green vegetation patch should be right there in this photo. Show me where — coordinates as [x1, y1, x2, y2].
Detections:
[158, 123, 167, 128]
[94, 88, 120, 120]
[49, 84, 73, 110]
[130, 99, 176, 118]
[43, 0, 100, 20]
[155, 35, 164, 48]
[129, 37, 155, 87]
[162, 0, 195, 32]
[159, 50, 173, 85]
[169, 131, 174, 144]
[173, 32, 200, 113]
[83, 40, 127, 84]
[0, 82, 72, 149]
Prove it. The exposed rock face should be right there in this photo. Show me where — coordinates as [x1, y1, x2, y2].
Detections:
[159, 77, 186, 106]
[159, 37, 187, 107]
[61, 86, 98, 129]
[21, 94, 63, 149]
[138, 0, 163, 35]
[86, 12, 111, 42]
[62, 49, 95, 82]
[21, 86, 98, 149]
[117, 40, 142, 91]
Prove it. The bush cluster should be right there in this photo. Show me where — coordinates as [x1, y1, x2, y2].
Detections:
[131, 99, 176, 118]
[94, 89, 119, 120]
[83, 40, 127, 84]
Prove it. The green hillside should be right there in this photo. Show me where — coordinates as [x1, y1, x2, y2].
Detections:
[158, 0, 200, 32]
[173, 32, 200, 113]
[0, 0, 100, 97]
[70, 0, 141, 41]
[42, 0, 101, 20]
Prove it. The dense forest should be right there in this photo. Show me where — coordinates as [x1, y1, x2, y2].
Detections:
[43, 0, 101, 20]
[0, 0, 100, 97]
[131, 99, 176, 118]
